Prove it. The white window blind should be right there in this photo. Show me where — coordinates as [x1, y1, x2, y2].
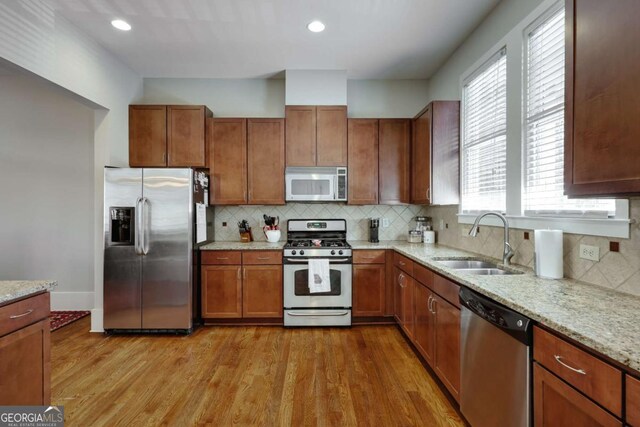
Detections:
[523, 6, 615, 217]
[461, 49, 507, 213]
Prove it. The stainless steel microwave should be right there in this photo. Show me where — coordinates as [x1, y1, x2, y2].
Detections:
[285, 167, 347, 202]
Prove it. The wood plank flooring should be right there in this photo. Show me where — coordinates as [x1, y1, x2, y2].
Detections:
[51, 318, 463, 426]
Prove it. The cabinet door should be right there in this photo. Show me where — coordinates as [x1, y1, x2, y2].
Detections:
[353, 264, 386, 317]
[533, 363, 621, 427]
[379, 119, 411, 205]
[285, 106, 316, 166]
[348, 119, 379, 205]
[628, 375, 640, 427]
[129, 105, 167, 167]
[247, 119, 285, 205]
[413, 283, 435, 366]
[566, 0, 640, 196]
[411, 106, 431, 204]
[201, 265, 242, 318]
[401, 275, 415, 339]
[242, 265, 283, 318]
[316, 106, 347, 166]
[167, 106, 208, 167]
[207, 118, 247, 205]
[431, 101, 460, 205]
[0, 320, 49, 405]
[433, 295, 460, 401]
[393, 267, 403, 323]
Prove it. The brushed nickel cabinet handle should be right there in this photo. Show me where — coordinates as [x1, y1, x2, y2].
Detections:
[399, 261, 406, 266]
[216, 257, 229, 260]
[427, 296, 433, 311]
[10, 309, 34, 319]
[237, 268, 241, 280]
[243, 268, 247, 280]
[554, 355, 586, 375]
[257, 257, 270, 260]
[431, 298, 437, 314]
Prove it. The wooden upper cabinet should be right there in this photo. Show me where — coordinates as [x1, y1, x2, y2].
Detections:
[129, 105, 167, 167]
[167, 106, 211, 167]
[565, 0, 640, 196]
[207, 118, 247, 205]
[247, 119, 285, 205]
[285, 106, 316, 166]
[348, 119, 379, 205]
[316, 106, 347, 166]
[379, 119, 411, 204]
[285, 105, 347, 166]
[411, 101, 460, 205]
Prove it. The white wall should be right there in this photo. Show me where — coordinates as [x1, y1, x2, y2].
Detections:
[0, 74, 95, 309]
[0, 1, 143, 331]
[285, 70, 347, 105]
[347, 79, 430, 118]
[427, 0, 543, 101]
[142, 78, 286, 117]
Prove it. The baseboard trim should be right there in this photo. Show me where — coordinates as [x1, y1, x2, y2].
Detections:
[90, 308, 104, 333]
[50, 291, 94, 311]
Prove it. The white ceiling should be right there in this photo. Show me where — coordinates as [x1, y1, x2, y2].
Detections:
[46, 0, 500, 79]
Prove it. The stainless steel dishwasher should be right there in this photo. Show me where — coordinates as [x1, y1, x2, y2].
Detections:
[459, 287, 532, 427]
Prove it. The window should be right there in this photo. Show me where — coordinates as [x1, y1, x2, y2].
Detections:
[523, 6, 615, 217]
[461, 49, 507, 213]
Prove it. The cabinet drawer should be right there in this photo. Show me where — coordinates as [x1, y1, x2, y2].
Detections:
[201, 251, 242, 265]
[242, 251, 282, 265]
[413, 263, 433, 289]
[628, 375, 640, 427]
[353, 250, 386, 264]
[394, 252, 414, 275]
[433, 274, 460, 308]
[0, 292, 50, 337]
[533, 326, 622, 417]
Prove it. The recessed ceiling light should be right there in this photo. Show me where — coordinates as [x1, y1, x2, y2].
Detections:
[307, 21, 325, 33]
[111, 19, 131, 31]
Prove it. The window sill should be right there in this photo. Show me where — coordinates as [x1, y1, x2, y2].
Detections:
[457, 214, 631, 239]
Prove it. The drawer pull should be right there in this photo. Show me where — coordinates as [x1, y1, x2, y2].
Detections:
[554, 355, 586, 375]
[256, 257, 271, 260]
[399, 261, 406, 266]
[216, 257, 229, 260]
[10, 309, 34, 319]
[363, 256, 377, 259]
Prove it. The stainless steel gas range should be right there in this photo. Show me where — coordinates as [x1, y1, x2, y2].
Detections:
[283, 219, 352, 327]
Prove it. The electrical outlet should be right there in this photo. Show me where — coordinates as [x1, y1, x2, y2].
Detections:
[381, 218, 390, 228]
[579, 244, 600, 261]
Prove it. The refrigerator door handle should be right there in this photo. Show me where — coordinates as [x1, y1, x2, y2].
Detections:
[135, 197, 143, 255]
[141, 197, 150, 255]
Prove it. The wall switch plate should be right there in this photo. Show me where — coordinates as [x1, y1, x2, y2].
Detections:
[381, 218, 390, 228]
[579, 244, 600, 261]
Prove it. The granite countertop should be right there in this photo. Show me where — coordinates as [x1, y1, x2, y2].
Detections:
[0, 280, 57, 305]
[200, 241, 286, 250]
[350, 240, 640, 373]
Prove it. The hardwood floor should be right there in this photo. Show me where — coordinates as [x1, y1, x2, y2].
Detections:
[52, 318, 463, 426]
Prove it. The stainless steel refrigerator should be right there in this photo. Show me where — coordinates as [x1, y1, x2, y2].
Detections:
[103, 167, 213, 333]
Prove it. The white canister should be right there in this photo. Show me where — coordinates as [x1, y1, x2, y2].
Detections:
[534, 229, 563, 279]
[423, 230, 436, 244]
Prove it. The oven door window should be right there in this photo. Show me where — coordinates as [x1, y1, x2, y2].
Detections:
[294, 268, 341, 296]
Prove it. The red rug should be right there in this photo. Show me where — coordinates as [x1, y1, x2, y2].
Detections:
[50, 311, 90, 331]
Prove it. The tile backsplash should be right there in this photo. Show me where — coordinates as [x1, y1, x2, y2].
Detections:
[214, 203, 430, 242]
[426, 200, 640, 297]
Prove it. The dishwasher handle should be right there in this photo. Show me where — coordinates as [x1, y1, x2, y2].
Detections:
[459, 287, 532, 345]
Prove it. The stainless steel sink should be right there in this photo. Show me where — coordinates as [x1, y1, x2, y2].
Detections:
[434, 258, 523, 275]
[436, 259, 499, 269]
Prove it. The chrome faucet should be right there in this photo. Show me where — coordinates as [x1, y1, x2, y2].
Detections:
[468, 212, 514, 266]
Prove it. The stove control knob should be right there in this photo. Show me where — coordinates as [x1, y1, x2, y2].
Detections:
[300, 250, 305, 256]
[291, 250, 297, 255]
[338, 250, 344, 255]
[331, 250, 336, 255]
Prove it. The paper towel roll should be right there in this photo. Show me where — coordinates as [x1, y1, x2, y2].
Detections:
[534, 229, 563, 279]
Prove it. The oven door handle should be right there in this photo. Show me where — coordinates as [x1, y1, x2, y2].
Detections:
[285, 258, 351, 263]
[286, 311, 350, 317]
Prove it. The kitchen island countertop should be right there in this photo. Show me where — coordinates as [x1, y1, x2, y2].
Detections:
[0, 280, 57, 306]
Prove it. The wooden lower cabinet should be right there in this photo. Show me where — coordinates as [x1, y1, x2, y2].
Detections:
[400, 274, 415, 339]
[413, 282, 435, 366]
[0, 293, 50, 406]
[533, 363, 621, 427]
[353, 263, 386, 317]
[433, 294, 460, 400]
[201, 265, 243, 318]
[628, 375, 640, 427]
[242, 265, 283, 318]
